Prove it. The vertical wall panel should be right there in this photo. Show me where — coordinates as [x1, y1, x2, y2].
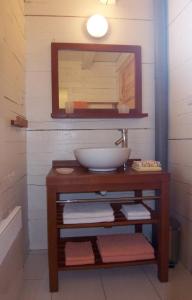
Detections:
[0, 0, 27, 299]
[168, 1, 192, 271]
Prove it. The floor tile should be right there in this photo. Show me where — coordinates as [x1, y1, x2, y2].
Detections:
[101, 266, 160, 300]
[21, 252, 192, 300]
[23, 251, 48, 280]
[20, 279, 51, 300]
[142, 263, 192, 300]
[52, 269, 105, 300]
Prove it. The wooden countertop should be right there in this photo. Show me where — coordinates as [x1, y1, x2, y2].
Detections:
[46, 160, 169, 192]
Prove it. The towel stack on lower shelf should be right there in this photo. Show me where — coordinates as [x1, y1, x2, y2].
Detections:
[132, 160, 162, 171]
[65, 241, 95, 266]
[97, 233, 155, 263]
[120, 204, 151, 220]
[63, 202, 114, 224]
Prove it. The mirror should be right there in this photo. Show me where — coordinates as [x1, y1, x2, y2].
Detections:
[51, 43, 147, 118]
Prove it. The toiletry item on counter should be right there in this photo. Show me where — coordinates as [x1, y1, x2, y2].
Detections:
[132, 160, 162, 171]
[63, 202, 114, 224]
[55, 168, 74, 175]
[117, 103, 130, 114]
[97, 233, 154, 263]
[120, 203, 151, 220]
[99, 191, 107, 196]
[73, 101, 88, 109]
[65, 101, 74, 114]
[65, 241, 95, 266]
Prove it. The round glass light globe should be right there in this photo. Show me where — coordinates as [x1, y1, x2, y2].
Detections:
[86, 14, 109, 38]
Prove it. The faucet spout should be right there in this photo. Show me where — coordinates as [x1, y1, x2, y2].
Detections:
[114, 128, 129, 170]
[114, 137, 123, 146]
[114, 128, 128, 148]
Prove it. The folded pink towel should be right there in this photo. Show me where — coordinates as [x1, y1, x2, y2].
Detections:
[65, 241, 95, 266]
[100, 253, 154, 263]
[66, 258, 94, 266]
[97, 233, 154, 258]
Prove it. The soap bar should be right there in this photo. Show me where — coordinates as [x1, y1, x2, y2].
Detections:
[132, 166, 162, 172]
[55, 168, 74, 175]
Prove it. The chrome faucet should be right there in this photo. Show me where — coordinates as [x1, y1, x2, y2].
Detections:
[114, 128, 129, 170]
[114, 128, 128, 148]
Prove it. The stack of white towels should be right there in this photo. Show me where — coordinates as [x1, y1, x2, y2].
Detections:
[63, 202, 114, 224]
[120, 203, 151, 220]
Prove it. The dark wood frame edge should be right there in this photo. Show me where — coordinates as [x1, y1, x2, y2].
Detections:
[51, 43, 147, 119]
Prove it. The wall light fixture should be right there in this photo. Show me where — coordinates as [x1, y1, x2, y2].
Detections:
[86, 14, 109, 38]
[99, 0, 116, 4]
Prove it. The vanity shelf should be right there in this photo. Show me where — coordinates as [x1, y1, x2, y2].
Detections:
[57, 202, 159, 229]
[46, 160, 170, 292]
[58, 236, 157, 271]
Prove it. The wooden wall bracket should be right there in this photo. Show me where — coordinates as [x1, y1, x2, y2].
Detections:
[11, 116, 28, 128]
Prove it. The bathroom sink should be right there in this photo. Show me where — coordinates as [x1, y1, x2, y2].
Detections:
[74, 147, 131, 172]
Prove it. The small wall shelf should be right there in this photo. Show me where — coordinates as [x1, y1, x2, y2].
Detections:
[11, 116, 28, 128]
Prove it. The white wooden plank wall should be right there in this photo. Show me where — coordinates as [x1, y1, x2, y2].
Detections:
[25, 0, 155, 249]
[168, 0, 192, 271]
[0, 0, 27, 230]
[0, 0, 26, 299]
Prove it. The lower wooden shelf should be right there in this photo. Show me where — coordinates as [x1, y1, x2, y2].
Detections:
[58, 236, 157, 271]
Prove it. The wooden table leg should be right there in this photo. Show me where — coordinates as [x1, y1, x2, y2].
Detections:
[158, 179, 169, 282]
[135, 190, 143, 233]
[47, 187, 58, 292]
[152, 190, 159, 248]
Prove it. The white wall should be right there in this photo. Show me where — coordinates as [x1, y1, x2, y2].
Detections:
[0, 0, 27, 299]
[25, 0, 155, 249]
[168, 0, 192, 271]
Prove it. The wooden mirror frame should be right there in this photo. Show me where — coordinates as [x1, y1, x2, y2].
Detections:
[51, 43, 148, 119]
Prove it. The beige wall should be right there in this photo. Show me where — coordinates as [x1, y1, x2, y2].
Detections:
[0, 0, 27, 298]
[168, 1, 192, 271]
[25, 0, 155, 249]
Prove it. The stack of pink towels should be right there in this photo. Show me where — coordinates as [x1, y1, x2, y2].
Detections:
[65, 241, 95, 266]
[97, 233, 154, 263]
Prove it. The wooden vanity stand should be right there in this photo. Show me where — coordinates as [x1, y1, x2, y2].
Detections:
[46, 160, 170, 292]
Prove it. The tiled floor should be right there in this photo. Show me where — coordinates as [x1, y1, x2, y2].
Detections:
[20, 251, 192, 300]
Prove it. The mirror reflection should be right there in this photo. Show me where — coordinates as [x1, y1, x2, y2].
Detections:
[58, 50, 136, 114]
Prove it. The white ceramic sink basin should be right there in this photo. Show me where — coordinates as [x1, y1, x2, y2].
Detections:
[74, 147, 131, 172]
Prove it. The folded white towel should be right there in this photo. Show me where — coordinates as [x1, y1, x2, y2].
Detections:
[124, 215, 151, 220]
[121, 210, 150, 218]
[63, 215, 114, 224]
[63, 203, 114, 219]
[121, 204, 150, 217]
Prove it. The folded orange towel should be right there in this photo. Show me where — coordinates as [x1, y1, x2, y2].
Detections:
[66, 258, 95, 266]
[65, 241, 95, 266]
[100, 253, 154, 263]
[97, 233, 154, 258]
